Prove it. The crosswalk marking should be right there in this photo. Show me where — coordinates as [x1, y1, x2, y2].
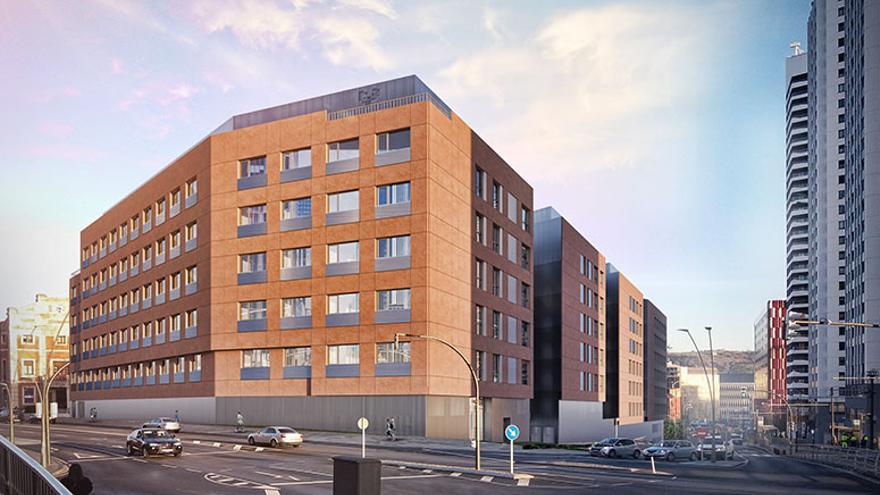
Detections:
[516, 478, 530, 487]
[480, 475, 494, 482]
[450, 472, 461, 477]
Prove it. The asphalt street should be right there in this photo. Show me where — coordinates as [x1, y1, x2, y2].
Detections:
[9, 424, 880, 494]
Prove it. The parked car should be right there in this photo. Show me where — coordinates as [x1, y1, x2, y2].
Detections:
[126, 428, 183, 457]
[591, 438, 640, 459]
[731, 433, 744, 446]
[142, 417, 181, 433]
[644, 440, 698, 461]
[697, 437, 734, 460]
[247, 426, 303, 448]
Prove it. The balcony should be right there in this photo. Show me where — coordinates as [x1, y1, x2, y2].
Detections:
[240, 367, 270, 380]
[169, 287, 180, 301]
[375, 362, 411, 377]
[374, 307, 411, 324]
[325, 209, 358, 226]
[375, 202, 410, 219]
[156, 211, 166, 226]
[238, 223, 267, 238]
[280, 315, 311, 330]
[170, 245, 180, 259]
[170, 202, 180, 218]
[185, 281, 197, 296]
[238, 271, 267, 285]
[375, 148, 410, 167]
[237, 319, 267, 332]
[325, 364, 359, 378]
[325, 261, 359, 277]
[281, 166, 311, 183]
[130, 264, 139, 277]
[326, 157, 359, 175]
[280, 266, 311, 281]
[326, 312, 359, 327]
[376, 256, 410, 272]
[238, 174, 267, 191]
[280, 216, 311, 232]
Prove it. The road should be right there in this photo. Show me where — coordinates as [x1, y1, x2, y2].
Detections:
[9, 424, 879, 494]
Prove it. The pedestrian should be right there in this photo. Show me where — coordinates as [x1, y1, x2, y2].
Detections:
[174, 410, 180, 424]
[385, 417, 396, 441]
[60, 463, 93, 495]
[236, 411, 245, 433]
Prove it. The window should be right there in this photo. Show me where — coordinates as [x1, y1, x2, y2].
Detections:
[23, 387, 35, 404]
[186, 222, 198, 241]
[21, 359, 35, 377]
[492, 268, 502, 296]
[377, 235, 410, 258]
[327, 344, 359, 365]
[520, 245, 530, 269]
[242, 349, 270, 368]
[521, 206, 530, 231]
[155, 277, 166, 295]
[377, 129, 410, 153]
[240, 252, 267, 273]
[493, 354, 502, 383]
[492, 224, 502, 253]
[475, 213, 486, 244]
[521, 321, 529, 347]
[285, 347, 311, 367]
[186, 265, 198, 285]
[475, 305, 486, 335]
[521, 282, 530, 308]
[475, 259, 486, 289]
[282, 197, 311, 219]
[474, 167, 486, 199]
[156, 198, 166, 217]
[328, 138, 359, 162]
[377, 342, 410, 363]
[579, 284, 586, 304]
[328, 241, 359, 264]
[170, 314, 181, 333]
[21, 335, 34, 345]
[327, 190, 359, 212]
[477, 351, 487, 381]
[328, 293, 359, 314]
[170, 272, 181, 291]
[186, 177, 198, 197]
[282, 148, 311, 170]
[240, 156, 266, 177]
[239, 301, 267, 321]
[282, 247, 311, 268]
[377, 289, 410, 311]
[579, 371, 585, 391]
[377, 182, 410, 205]
[240, 205, 267, 225]
[492, 181, 502, 211]
[186, 309, 198, 328]
[521, 361, 529, 385]
[282, 297, 311, 317]
[492, 311, 502, 339]
[170, 188, 181, 207]
[170, 230, 180, 250]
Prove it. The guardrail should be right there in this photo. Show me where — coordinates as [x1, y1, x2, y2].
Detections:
[0, 435, 71, 494]
[784, 443, 880, 480]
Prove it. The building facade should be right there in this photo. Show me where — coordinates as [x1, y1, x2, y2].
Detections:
[719, 372, 755, 429]
[754, 300, 787, 409]
[807, 0, 848, 404]
[671, 364, 719, 424]
[785, 46, 811, 404]
[531, 207, 607, 443]
[1, 294, 70, 414]
[68, 76, 533, 442]
[643, 299, 667, 422]
[604, 265, 645, 426]
[667, 363, 682, 421]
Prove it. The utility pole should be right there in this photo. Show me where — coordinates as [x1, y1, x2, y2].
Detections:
[830, 387, 836, 445]
[705, 327, 717, 461]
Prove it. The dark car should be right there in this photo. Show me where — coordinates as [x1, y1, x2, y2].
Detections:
[126, 428, 183, 457]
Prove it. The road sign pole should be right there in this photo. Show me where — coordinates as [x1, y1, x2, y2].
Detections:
[362, 428, 365, 458]
[510, 438, 514, 474]
[504, 424, 520, 475]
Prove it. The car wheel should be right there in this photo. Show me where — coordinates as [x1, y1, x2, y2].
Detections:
[608, 449, 616, 458]
[292, 444, 300, 448]
[248, 437, 255, 445]
[666, 452, 675, 462]
[127, 445, 134, 456]
[690, 452, 697, 461]
[633, 450, 641, 459]
[143, 448, 150, 458]
[270, 439, 278, 448]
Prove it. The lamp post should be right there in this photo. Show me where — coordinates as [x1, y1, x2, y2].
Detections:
[0, 382, 13, 442]
[705, 327, 717, 442]
[678, 328, 716, 462]
[395, 333, 482, 470]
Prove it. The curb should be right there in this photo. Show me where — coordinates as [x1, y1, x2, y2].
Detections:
[381, 459, 534, 481]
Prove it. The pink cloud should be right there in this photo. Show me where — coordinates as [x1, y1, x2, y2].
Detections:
[111, 57, 124, 75]
[38, 123, 74, 139]
[61, 86, 81, 97]
[22, 144, 106, 161]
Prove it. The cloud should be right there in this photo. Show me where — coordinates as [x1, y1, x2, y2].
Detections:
[188, 0, 306, 50]
[316, 16, 392, 70]
[482, 7, 502, 41]
[38, 123, 74, 139]
[22, 144, 106, 161]
[337, 0, 398, 19]
[437, 4, 713, 180]
[111, 57, 124, 75]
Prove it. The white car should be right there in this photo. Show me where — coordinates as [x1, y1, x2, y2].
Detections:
[247, 426, 303, 448]
[142, 417, 181, 433]
[697, 437, 734, 460]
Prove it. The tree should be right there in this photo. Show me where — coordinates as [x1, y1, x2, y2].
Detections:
[664, 419, 685, 440]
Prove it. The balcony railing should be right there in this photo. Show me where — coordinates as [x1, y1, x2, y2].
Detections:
[0, 434, 72, 494]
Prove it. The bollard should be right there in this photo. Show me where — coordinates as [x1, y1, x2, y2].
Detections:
[650, 455, 656, 474]
[333, 456, 381, 495]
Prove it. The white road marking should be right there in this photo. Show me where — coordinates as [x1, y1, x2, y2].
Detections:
[264, 490, 280, 495]
[212, 442, 221, 447]
[161, 464, 177, 469]
[272, 475, 443, 486]
[480, 476, 494, 482]
[233, 444, 242, 451]
[192, 440, 201, 444]
[186, 468, 202, 473]
[450, 472, 462, 477]
[422, 469, 433, 474]
[255, 447, 264, 452]
[516, 478, 530, 487]
[399, 466, 406, 470]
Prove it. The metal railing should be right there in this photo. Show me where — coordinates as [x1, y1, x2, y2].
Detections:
[327, 92, 452, 120]
[778, 442, 880, 480]
[0, 435, 71, 494]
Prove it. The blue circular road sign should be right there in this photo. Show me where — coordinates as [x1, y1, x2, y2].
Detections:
[505, 424, 520, 442]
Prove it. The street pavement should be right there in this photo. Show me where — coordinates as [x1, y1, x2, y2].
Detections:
[7, 423, 879, 494]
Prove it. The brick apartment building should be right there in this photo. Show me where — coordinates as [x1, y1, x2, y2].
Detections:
[68, 76, 533, 441]
[643, 299, 667, 422]
[531, 207, 606, 443]
[1, 294, 70, 414]
[604, 265, 646, 426]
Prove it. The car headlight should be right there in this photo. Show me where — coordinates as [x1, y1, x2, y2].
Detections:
[658, 450, 667, 454]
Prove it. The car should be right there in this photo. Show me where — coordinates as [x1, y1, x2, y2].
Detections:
[126, 428, 183, 457]
[731, 433, 744, 446]
[142, 417, 181, 433]
[590, 438, 640, 459]
[247, 426, 304, 448]
[644, 440, 698, 461]
[696, 437, 734, 460]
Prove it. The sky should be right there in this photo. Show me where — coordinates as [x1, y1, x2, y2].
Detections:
[0, 0, 811, 352]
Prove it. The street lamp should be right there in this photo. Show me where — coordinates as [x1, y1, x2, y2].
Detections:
[678, 328, 717, 462]
[394, 333, 482, 470]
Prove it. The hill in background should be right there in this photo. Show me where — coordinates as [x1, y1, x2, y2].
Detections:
[667, 349, 754, 375]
